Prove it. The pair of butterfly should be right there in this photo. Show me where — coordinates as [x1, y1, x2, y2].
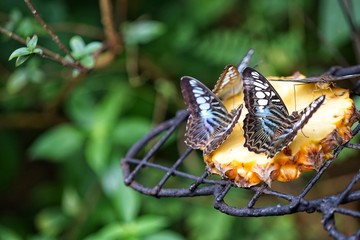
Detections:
[181, 65, 326, 158]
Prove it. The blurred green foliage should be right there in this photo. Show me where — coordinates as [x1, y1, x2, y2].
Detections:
[0, 0, 359, 239]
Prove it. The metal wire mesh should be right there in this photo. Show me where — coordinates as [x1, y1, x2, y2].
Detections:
[122, 66, 360, 240]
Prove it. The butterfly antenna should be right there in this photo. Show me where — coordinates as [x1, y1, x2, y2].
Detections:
[300, 128, 309, 138]
[251, 59, 263, 70]
[293, 82, 308, 111]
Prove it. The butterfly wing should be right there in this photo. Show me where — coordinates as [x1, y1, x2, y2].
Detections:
[243, 67, 289, 115]
[242, 67, 326, 158]
[203, 104, 243, 155]
[238, 48, 254, 73]
[181, 76, 242, 155]
[212, 65, 242, 100]
[242, 67, 290, 156]
[268, 95, 325, 157]
[212, 49, 255, 101]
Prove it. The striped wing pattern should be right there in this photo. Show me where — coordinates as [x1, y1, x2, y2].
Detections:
[181, 76, 243, 155]
[212, 49, 254, 100]
[242, 67, 325, 158]
[212, 65, 242, 100]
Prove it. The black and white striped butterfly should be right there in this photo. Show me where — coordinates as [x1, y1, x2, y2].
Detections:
[242, 67, 326, 158]
[213, 49, 254, 100]
[181, 76, 243, 155]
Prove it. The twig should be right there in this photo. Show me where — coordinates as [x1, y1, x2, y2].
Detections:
[0, 26, 86, 72]
[23, 0, 89, 73]
[24, 0, 76, 61]
[0, 26, 27, 45]
[99, 0, 122, 53]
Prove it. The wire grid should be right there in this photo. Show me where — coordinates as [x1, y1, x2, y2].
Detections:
[122, 68, 360, 240]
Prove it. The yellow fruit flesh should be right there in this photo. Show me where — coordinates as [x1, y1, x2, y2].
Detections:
[204, 79, 355, 187]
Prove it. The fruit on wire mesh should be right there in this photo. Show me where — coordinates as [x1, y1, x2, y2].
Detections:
[202, 71, 356, 187]
[122, 66, 360, 239]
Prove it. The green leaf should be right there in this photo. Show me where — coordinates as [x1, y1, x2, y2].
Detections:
[84, 42, 102, 54]
[91, 84, 130, 137]
[80, 55, 95, 68]
[65, 86, 96, 130]
[29, 124, 85, 162]
[9, 36, 42, 67]
[101, 162, 140, 222]
[7, 69, 28, 94]
[70, 35, 86, 53]
[68, 36, 102, 70]
[85, 222, 128, 240]
[144, 231, 185, 240]
[85, 138, 111, 175]
[27, 236, 55, 240]
[27, 35, 38, 50]
[187, 208, 233, 240]
[86, 84, 129, 174]
[112, 117, 151, 148]
[123, 20, 166, 45]
[8, 47, 31, 61]
[87, 217, 168, 240]
[5, 9, 22, 32]
[62, 186, 81, 217]
[35, 208, 68, 237]
[17, 18, 41, 37]
[15, 55, 30, 67]
[33, 48, 43, 54]
[0, 225, 22, 240]
[133, 215, 168, 236]
[72, 69, 80, 78]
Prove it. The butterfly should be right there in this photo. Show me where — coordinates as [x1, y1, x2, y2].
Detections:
[180, 76, 243, 155]
[242, 67, 326, 158]
[213, 49, 254, 100]
[268, 72, 360, 91]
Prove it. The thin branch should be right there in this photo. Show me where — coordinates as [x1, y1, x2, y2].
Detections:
[0, 26, 27, 45]
[0, 26, 87, 72]
[99, 0, 122, 53]
[24, 0, 77, 62]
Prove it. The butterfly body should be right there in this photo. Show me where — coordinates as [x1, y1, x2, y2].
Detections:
[242, 67, 325, 158]
[181, 76, 243, 155]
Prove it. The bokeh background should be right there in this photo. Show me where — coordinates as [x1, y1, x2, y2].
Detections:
[0, 0, 359, 239]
